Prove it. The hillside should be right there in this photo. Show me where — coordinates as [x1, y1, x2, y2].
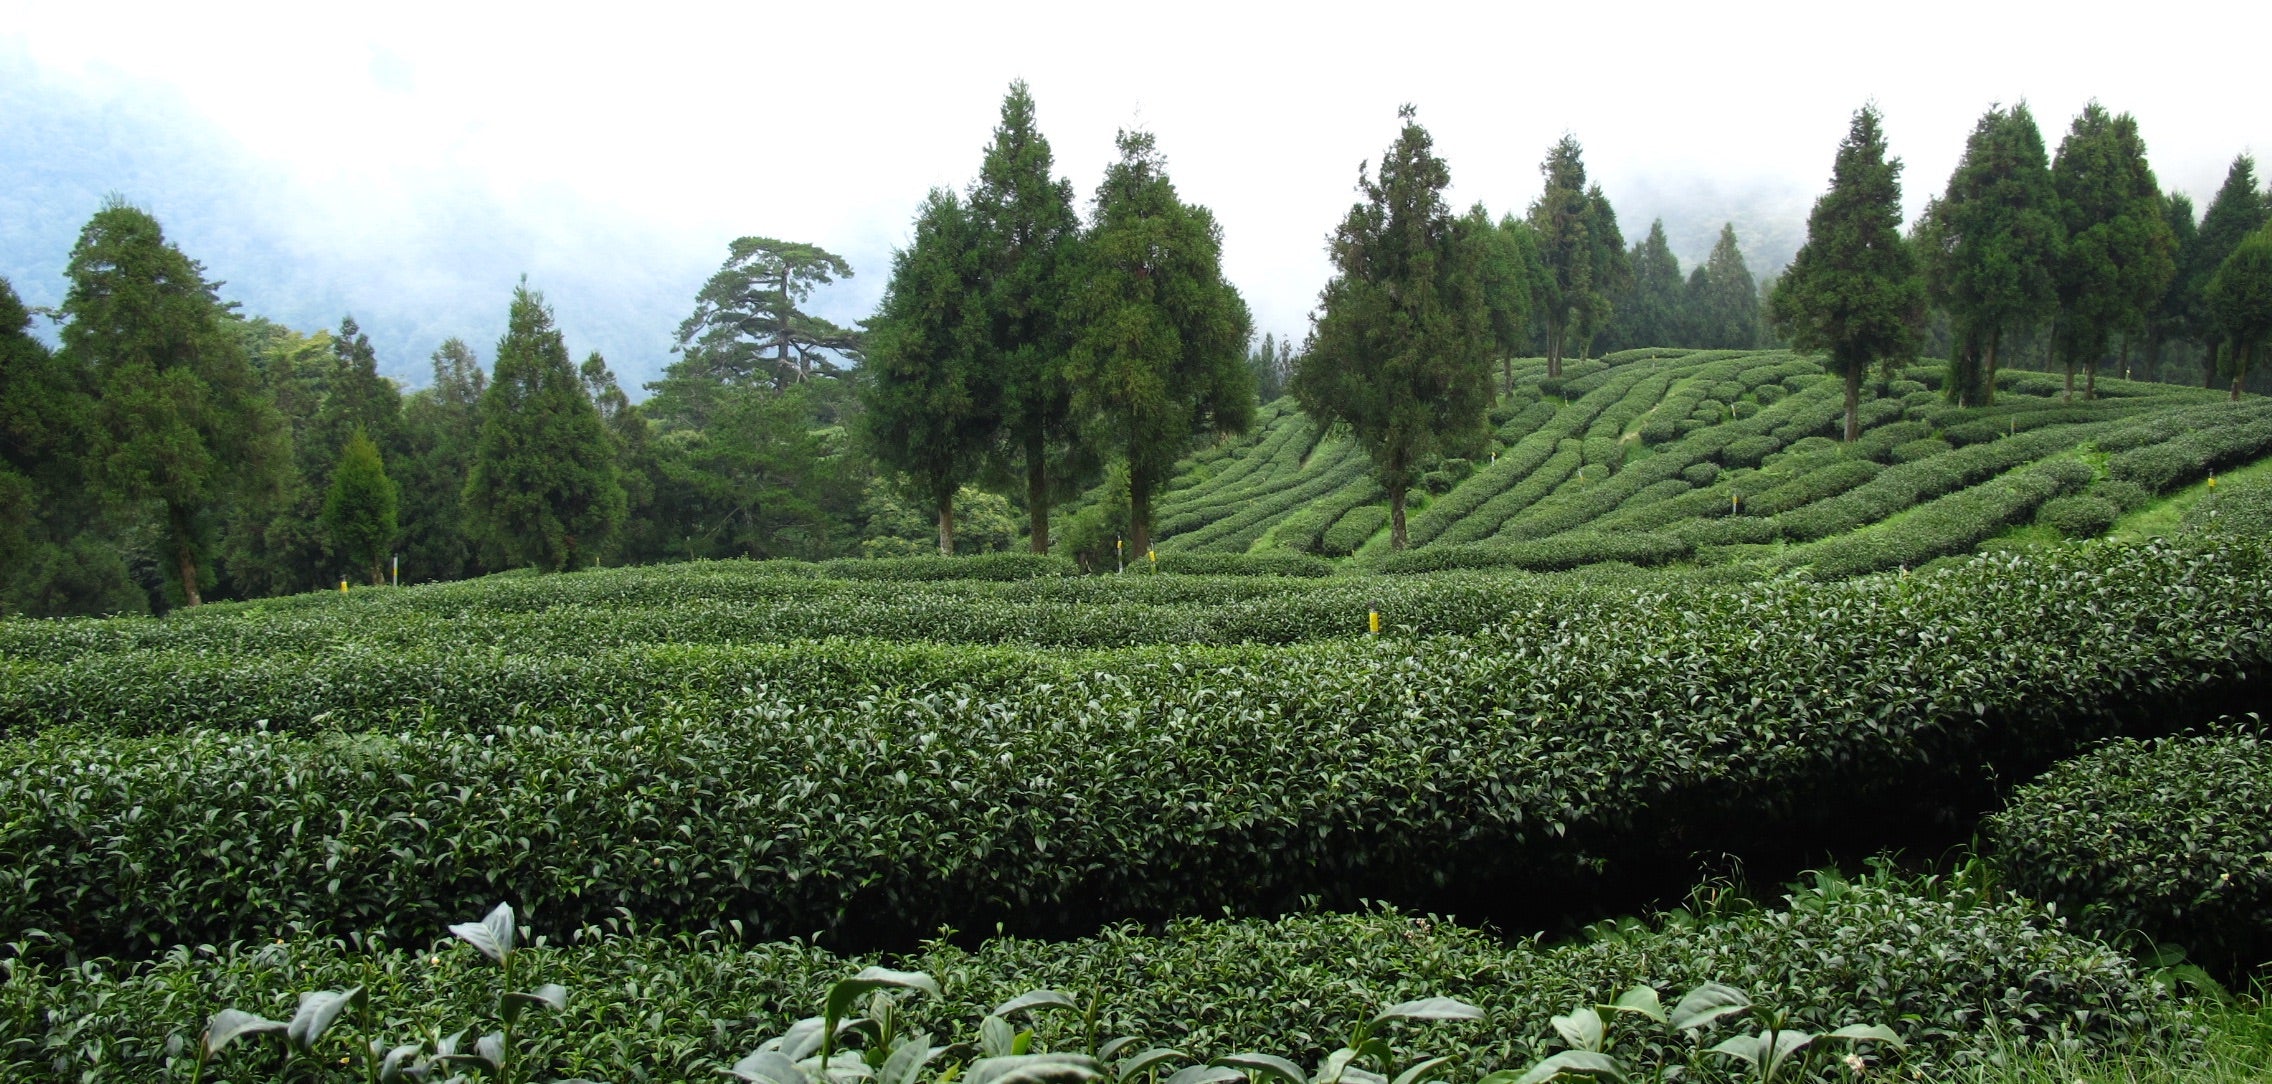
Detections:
[1097, 348, 2272, 577]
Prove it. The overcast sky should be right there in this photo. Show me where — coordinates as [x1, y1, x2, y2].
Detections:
[4, 2, 2268, 391]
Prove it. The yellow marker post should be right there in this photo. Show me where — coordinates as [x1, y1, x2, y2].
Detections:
[1146, 547, 1156, 573]
[2208, 473, 2218, 490]
[339, 578, 348, 595]
[1368, 608, 1381, 636]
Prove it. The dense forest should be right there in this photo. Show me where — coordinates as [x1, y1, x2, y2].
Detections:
[3, 84, 2269, 615]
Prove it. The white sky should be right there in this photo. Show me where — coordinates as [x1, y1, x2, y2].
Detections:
[4, 1, 2268, 387]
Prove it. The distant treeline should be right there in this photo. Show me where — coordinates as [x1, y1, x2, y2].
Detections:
[2, 86, 2268, 614]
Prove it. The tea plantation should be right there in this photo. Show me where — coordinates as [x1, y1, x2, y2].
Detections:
[3, 353, 2271, 1081]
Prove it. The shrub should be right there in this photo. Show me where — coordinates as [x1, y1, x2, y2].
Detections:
[1637, 416, 1682, 445]
[1319, 505, 1388, 556]
[2092, 479, 2153, 514]
[1681, 462, 1721, 487]
[816, 554, 1076, 582]
[2036, 495, 2120, 539]
[1889, 437, 1952, 464]
[2107, 417, 2272, 493]
[1719, 436, 1778, 469]
[1729, 400, 1759, 420]
[2182, 472, 2272, 536]
[1987, 724, 2272, 977]
[1782, 457, 2094, 578]
[1152, 552, 1335, 578]
[1750, 383, 1787, 406]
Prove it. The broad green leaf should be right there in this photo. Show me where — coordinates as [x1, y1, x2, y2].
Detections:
[1605, 987, 1665, 1024]
[1668, 983, 1751, 1032]
[288, 986, 366, 1050]
[777, 1018, 830, 1062]
[502, 983, 570, 1024]
[1703, 1034, 1764, 1066]
[968, 1053, 1103, 1084]
[1550, 1006, 1603, 1053]
[1213, 1052, 1306, 1084]
[980, 1015, 1018, 1059]
[1500, 1049, 1624, 1084]
[1388, 1054, 1455, 1084]
[878, 1036, 935, 1084]
[202, 1009, 286, 1056]
[1163, 1067, 1245, 1084]
[1115, 1048, 1190, 1079]
[992, 990, 1080, 1017]
[828, 968, 941, 1026]
[730, 1050, 811, 1084]
[1372, 998, 1485, 1025]
[449, 902, 515, 963]
[377, 1043, 423, 1083]
[1823, 1024, 1904, 1046]
[1098, 1037, 1144, 1063]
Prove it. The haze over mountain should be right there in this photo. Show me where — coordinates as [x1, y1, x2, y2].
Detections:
[4, 4, 2264, 392]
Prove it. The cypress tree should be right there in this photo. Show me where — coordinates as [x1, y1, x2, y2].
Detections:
[1529, 137, 1624, 377]
[2208, 226, 2272, 399]
[1294, 107, 1495, 551]
[2182, 156, 2269, 387]
[1917, 104, 2061, 407]
[968, 81, 1083, 553]
[863, 187, 995, 556]
[1610, 220, 1684, 351]
[2050, 104, 2176, 400]
[0, 276, 139, 615]
[321, 427, 398, 584]
[1771, 106, 1925, 443]
[1066, 129, 1253, 558]
[59, 199, 287, 607]
[396, 338, 486, 582]
[463, 283, 624, 572]
[2145, 192, 2198, 382]
[1696, 223, 1762, 349]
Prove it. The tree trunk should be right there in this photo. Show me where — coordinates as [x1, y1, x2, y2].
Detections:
[1501, 356, 1512, 396]
[2063, 362, 2075, 401]
[2085, 355, 2098, 400]
[1127, 453, 1151, 560]
[1842, 365, 1861, 443]
[169, 505, 202, 608]
[2236, 344, 2252, 402]
[1388, 485, 1408, 550]
[1545, 319, 1564, 379]
[1983, 326, 2002, 407]
[2206, 341, 2222, 389]
[936, 493, 955, 557]
[1025, 444, 1050, 554]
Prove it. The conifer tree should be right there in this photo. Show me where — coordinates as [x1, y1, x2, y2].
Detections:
[321, 427, 398, 584]
[0, 276, 138, 615]
[580, 351, 666, 563]
[2208, 226, 2272, 399]
[1473, 207, 1539, 389]
[1610, 220, 1684, 352]
[1066, 129, 1253, 557]
[463, 283, 624, 572]
[1528, 137, 1625, 377]
[59, 199, 287, 606]
[2051, 104, 2176, 400]
[2145, 192, 2198, 382]
[2182, 156, 2269, 387]
[1771, 106, 1925, 443]
[1696, 223, 1762, 349]
[968, 81, 1085, 553]
[1917, 104, 2061, 405]
[396, 338, 486, 582]
[1294, 107, 1494, 550]
[863, 188, 995, 556]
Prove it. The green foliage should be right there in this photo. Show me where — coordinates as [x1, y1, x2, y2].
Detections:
[1689, 224, 1762, 350]
[0, 874, 2178, 1082]
[1150, 551, 1334, 577]
[664, 237, 861, 397]
[860, 482, 1021, 558]
[319, 428, 399, 584]
[1918, 104, 2060, 406]
[1987, 722, 2272, 978]
[1781, 457, 2094, 578]
[463, 284, 625, 572]
[2052, 104, 2178, 398]
[818, 552, 1075, 581]
[1527, 137, 1628, 375]
[1295, 107, 1495, 549]
[863, 187, 996, 553]
[9, 541, 2269, 953]
[1066, 129, 1253, 555]
[2036, 494, 2120, 539]
[2182, 469, 2272, 535]
[1771, 106, 1926, 442]
[2207, 225, 2272, 395]
[395, 338, 488, 583]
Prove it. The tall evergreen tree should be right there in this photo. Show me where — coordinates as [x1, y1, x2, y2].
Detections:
[1528, 137, 1624, 377]
[463, 283, 624, 572]
[1473, 207, 1539, 389]
[320, 427, 398, 585]
[2050, 104, 2176, 400]
[396, 338, 486, 582]
[2208, 225, 2272, 400]
[1246, 331, 1292, 403]
[2145, 192, 2199, 382]
[968, 81, 1086, 554]
[1771, 106, 1925, 443]
[1294, 107, 1494, 551]
[654, 239, 860, 425]
[2181, 156, 2269, 388]
[1066, 129, 1253, 557]
[59, 199, 286, 607]
[580, 351, 668, 564]
[863, 187, 995, 556]
[1917, 104, 2061, 406]
[1695, 223, 1761, 348]
[1609, 220, 1684, 352]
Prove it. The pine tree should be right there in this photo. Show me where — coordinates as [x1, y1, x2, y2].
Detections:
[1696, 223, 1761, 348]
[2182, 156, 2269, 387]
[1294, 106, 1495, 551]
[321, 427, 398, 584]
[2208, 225, 2272, 399]
[968, 81, 1084, 553]
[1609, 220, 1684, 352]
[59, 199, 287, 607]
[1066, 129, 1253, 557]
[2051, 104, 2176, 400]
[1473, 207, 1539, 389]
[463, 283, 625, 571]
[1528, 137, 1625, 377]
[863, 187, 995, 556]
[2145, 192, 2199, 382]
[1917, 104, 2062, 406]
[1770, 106, 1925, 443]
[396, 338, 486, 582]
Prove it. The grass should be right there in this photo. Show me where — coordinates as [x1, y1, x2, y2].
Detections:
[1953, 995, 2272, 1083]
[2111, 453, 2272, 542]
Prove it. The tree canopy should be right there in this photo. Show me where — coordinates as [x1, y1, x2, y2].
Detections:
[2050, 103, 2176, 399]
[1918, 103, 2061, 406]
[463, 283, 624, 571]
[1528, 137, 1628, 377]
[657, 238, 862, 420]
